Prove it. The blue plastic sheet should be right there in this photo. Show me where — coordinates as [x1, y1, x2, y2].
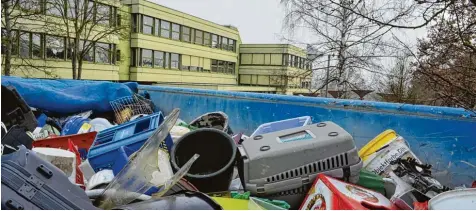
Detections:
[1, 76, 138, 114]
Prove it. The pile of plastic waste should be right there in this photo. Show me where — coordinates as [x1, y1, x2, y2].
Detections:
[1, 78, 475, 210]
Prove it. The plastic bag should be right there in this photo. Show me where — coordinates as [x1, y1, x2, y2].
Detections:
[95, 109, 179, 209]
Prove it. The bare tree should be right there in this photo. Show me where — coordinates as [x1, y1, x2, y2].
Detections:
[43, 0, 129, 79]
[1, 0, 47, 76]
[376, 55, 419, 103]
[281, 0, 401, 98]
[412, 1, 476, 110]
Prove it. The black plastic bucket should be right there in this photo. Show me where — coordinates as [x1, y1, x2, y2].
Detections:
[171, 128, 236, 193]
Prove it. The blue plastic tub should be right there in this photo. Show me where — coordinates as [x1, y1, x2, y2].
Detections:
[250, 116, 312, 137]
[87, 112, 173, 172]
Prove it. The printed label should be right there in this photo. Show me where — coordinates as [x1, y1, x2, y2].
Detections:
[78, 123, 92, 134]
[365, 138, 419, 176]
[302, 180, 332, 210]
[278, 131, 314, 143]
[328, 177, 393, 208]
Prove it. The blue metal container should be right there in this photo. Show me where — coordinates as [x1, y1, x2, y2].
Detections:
[250, 116, 312, 137]
[61, 116, 91, 136]
[140, 85, 476, 188]
[87, 112, 173, 172]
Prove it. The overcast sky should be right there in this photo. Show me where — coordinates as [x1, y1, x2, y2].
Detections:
[151, 0, 288, 44]
[150, 0, 427, 88]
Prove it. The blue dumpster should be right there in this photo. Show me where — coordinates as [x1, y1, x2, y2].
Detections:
[140, 85, 476, 188]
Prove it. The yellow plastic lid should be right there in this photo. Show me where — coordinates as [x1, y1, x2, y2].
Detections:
[359, 129, 397, 161]
[212, 197, 249, 210]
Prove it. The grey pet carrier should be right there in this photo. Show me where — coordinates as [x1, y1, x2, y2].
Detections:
[237, 121, 362, 208]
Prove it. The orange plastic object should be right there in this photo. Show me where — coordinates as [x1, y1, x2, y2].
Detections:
[414, 201, 428, 210]
[33, 131, 97, 151]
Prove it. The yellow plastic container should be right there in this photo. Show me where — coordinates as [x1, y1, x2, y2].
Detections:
[359, 129, 397, 161]
[211, 197, 249, 210]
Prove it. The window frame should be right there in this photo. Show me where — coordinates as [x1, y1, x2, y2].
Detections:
[160, 20, 171, 38]
[154, 50, 164, 68]
[221, 37, 228, 50]
[140, 49, 153, 67]
[203, 32, 211, 47]
[80, 40, 95, 62]
[32, 33, 42, 58]
[170, 53, 180, 69]
[96, 3, 111, 26]
[194, 29, 203, 45]
[228, 39, 235, 52]
[164, 52, 170, 68]
[181, 26, 191, 42]
[19, 31, 31, 58]
[95, 42, 111, 64]
[211, 59, 218, 72]
[142, 15, 154, 35]
[212, 34, 219, 48]
[171, 23, 180, 40]
[45, 35, 65, 60]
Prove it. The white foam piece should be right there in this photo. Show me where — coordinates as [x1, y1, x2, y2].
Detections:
[33, 147, 76, 184]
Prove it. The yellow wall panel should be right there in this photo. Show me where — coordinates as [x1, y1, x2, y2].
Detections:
[252, 54, 264, 65]
[240, 75, 251, 84]
[203, 58, 211, 70]
[241, 54, 252, 64]
[270, 54, 283, 65]
[190, 56, 199, 66]
[258, 75, 270, 85]
[264, 54, 271, 65]
[199, 57, 204, 68]
[182, 55, 191, 66]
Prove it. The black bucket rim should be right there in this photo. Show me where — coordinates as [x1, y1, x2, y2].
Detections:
[171, 128, 237, 179]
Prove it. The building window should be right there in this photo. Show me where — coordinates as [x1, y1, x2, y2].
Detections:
[293, 56, 299, 67]
[132, 14, 138, 33]
[164, 52, 170, 68]
[221, 37, 228, 50]
[172, 23, 180, 40]
[160, 20, 170, 38]
[131, 48, 137, 67]
[46, 1, 63, 16]
[212, 34, 218, 48]
[204, 32, 211, 47]
[211, 59, 218, 72]
[154, 51, 164, 68]
[46, 35, 65, 59]
[80, 40, 94, 62]
[19, 32, 30, 58]
[142, 16, 153, 35]
[96, 42, 110, 64]
[194, 30, 203, 45]
[86, 1, 95, 21]
[218, 60, 225, 73]
[1, 29, 6, 54]
[67, 39, 74, 60]
[181, 26, 190, 42]
[32, 33, 42, 58]
[228, 39, 235, 52]
[171, 53, 179, 69]
[141, 49, 152, 67]
[67, 0, 76, 19]
[228, 62, 235, 74]
[20, 0, 41, 11]
[154, 18, 160, 36]
[97, 3, 111, 25]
